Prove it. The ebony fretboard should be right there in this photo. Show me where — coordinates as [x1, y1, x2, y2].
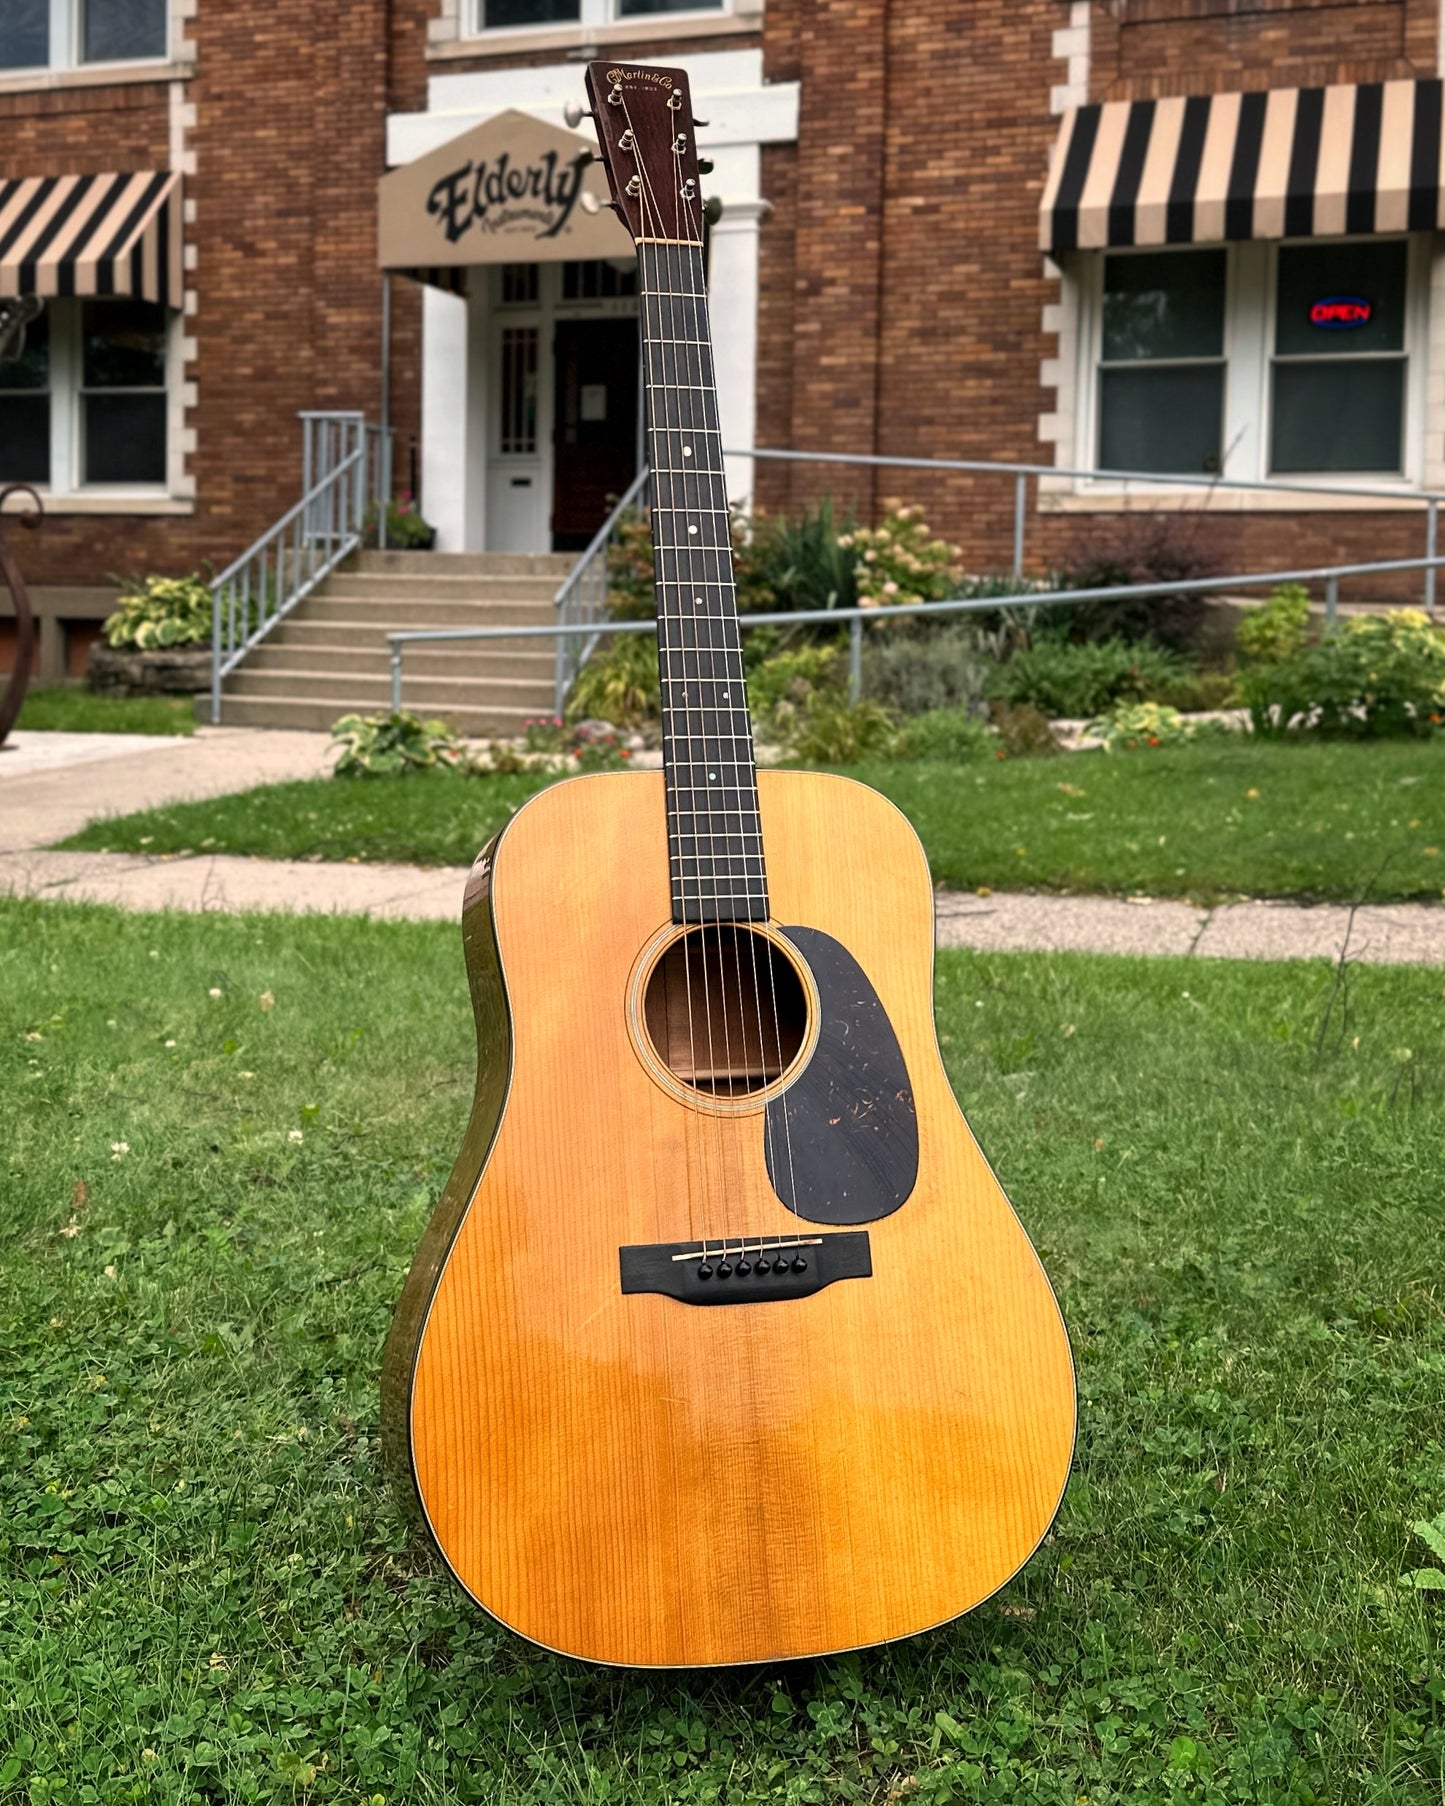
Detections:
[639, 238, 767, 925]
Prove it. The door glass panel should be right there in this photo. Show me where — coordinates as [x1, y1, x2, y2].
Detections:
[83, 0, 168, 61]
[0, 308, 50, 483]
[0, 0, 48, 68]
[1102, 250, 1226, 362]
[500, 264, 540, 306]
[1099, 366, 1224, 475]
[483, 0, 580, 25]
[500, 327, 538, 455]
[1271, 360, 1404, 474]
[1275, 240, 1406, 357]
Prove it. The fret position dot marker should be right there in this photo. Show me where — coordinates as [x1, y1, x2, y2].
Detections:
[688, 524, 698, 535]
[683, 446, 693, 458]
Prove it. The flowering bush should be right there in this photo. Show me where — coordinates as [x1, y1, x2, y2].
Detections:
[1086, 700, 1194, 753]
[840, 505, 963, 613]
[1239, 608, 1445, 738]
[521, 715, 567, 753]
[370, 493, 435, 550]
[103, 574, 212, 650]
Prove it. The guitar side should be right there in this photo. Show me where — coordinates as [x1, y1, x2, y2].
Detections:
[383, 769, 1075, 1668]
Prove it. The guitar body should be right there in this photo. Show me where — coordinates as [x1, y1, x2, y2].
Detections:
[382, 768, 1075, 1668]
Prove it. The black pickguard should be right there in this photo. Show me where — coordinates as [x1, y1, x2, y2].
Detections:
[764, 926, 918, 1225]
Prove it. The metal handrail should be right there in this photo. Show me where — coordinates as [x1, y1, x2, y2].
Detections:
[724, 445, 1445, 614]
[389, 546, 1445, 715]
[551, 464, 652, 713]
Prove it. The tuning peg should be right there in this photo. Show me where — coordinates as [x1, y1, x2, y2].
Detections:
[697, 158, 714, 175]
[563, 100, 596, 129]
[580, 192, 601, 215]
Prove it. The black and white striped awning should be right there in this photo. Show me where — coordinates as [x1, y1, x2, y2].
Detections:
[1042, 79, 1445, 254]
[0, 171, 183, 307]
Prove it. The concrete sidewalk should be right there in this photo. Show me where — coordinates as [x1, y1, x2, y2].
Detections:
[2, 845, 1441, 965]
[0, 726, 334, 854]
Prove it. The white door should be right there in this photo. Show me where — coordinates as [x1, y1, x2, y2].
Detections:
[486, 315, 549, 551]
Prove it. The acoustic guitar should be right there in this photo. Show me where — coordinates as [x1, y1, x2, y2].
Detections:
[381, 61, 1076, 1669]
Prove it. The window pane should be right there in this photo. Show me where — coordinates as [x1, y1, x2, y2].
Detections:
[1102, 250, 1226, 362]
[1276, 240, 1406, 357]
[482, 0, 580, 26]
[82, 301, 166, 389]
[82, 0, 168, 62]
[1271, 359, 1404, 474]
[0, 0, 48, 68]
[617, 0, 722, 13]
[84, 393, 166, 483]
[1099, 365, 1224, 474]
[0, 397, 50, 483]
[0, 308, 50, 394]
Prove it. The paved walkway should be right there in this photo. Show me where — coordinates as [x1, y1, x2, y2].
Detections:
[1, 845, 1440, 964]
[1, 728, 1440, 964]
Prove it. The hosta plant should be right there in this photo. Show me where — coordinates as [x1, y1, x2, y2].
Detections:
[103, 573, 213, 650]
[330, 709, 463, 777]
[1086, 699, 1194, 753]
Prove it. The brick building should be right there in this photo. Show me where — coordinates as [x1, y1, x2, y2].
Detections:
[3, 0, 1443, 685]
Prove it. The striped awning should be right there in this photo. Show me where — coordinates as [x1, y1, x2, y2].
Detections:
[0, 172, 183, 307]
[1042, 79, 1445, 254]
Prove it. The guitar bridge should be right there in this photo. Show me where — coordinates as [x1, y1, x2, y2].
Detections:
[619, 1232, 871, 1306]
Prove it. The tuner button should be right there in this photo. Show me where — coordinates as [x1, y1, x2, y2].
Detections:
[562, 100, 595, 129]
[697, 1263, 713, 1280]
[579, 193, 601, 216]
[697, 159, 715, 175]
[693, 117, 711, 128]
[791, 1256, 808, 1273]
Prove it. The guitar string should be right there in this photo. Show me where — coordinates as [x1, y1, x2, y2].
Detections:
[670, 170, 803, 1262]
[623, 92, 732, 1266]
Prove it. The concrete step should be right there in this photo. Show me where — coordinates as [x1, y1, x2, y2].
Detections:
[322, 572, 562, 601]
[245, 640, 555, 678]
[262, 620, 560, 656]
[296, 598, 557, 627]
[226, 669, 556, 708]
[217, 695, 543, 734]
[352, 550, 574, 578]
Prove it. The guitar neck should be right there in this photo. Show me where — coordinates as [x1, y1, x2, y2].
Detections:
[639, 238, 767, 926]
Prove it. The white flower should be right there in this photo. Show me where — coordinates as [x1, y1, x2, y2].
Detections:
[164, 1039, 177, 1049]
[288, 1129, 304, 1144]
[110, 1141, 129, 1159]
[208, 987, 222, 999]
[104, 1264, 117, 1279]
[259, 991, 275, 1012]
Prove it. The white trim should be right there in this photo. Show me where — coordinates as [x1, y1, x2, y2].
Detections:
[0, 0, 178, 80]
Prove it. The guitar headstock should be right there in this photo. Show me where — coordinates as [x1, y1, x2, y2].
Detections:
[583, 63, 704, 246]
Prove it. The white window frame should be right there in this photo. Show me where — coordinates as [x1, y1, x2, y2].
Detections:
[0, 0, 172, 75]
[464, 0, 731, 40]
[1074, 234, 1427, 494]
[0, 298, 177, 499]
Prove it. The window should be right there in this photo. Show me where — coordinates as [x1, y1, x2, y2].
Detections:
[561, 259, 638, 299]
[0, 0, 168, 72]
[1097, 250, 1226, 475]
[0, 299, 170, 491]
[473, 0, 720, 32]
[1270, 241, 1407, 475]
[1083, 237, 1420, 486]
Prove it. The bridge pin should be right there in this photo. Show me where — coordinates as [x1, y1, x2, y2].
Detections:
[753, 1258, 770, 1274]
[697, 1263, 713, 1280]
[791, 1256, 808, 1273]
[735, 1260, 751, 1276]
[716, 1261, 733, 1278]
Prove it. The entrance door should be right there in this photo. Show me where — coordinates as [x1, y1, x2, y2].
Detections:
[551, 318, 639, 551]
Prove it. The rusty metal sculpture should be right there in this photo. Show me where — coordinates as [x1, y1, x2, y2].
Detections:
[0, 484, 44, 751]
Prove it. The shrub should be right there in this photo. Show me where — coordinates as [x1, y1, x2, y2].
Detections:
[1239, 608, 1445, 738]
[1086, 699, 1194, 753]
[1150, 668, 1238, 713]
[844, 504, 963, 613]
[103, 573, 212, 650]
[786, 696, 898, 763]
[990, 702, 1060, 757]
[989, 633, 1192, 719]
[565, 632, 660, 727]
[330, 709, 463, 777]
[367, 494, 435, 551]
[1237, 583, 1311, 666]
[748, 642, 844, 740]
[743, 498, 858, 614]
[521, 715, 567, 753]
[1049, 512, 1218, 650]
[861, 624, 992, 718]
[894, 706, 996, 762]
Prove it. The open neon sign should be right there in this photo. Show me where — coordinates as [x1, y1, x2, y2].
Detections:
[1310, 296, 1372, 329]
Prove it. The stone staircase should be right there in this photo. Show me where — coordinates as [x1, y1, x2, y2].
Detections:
[214, 550, 575, 735]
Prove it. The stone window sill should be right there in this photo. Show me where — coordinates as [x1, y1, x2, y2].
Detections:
[2, 493, 194, 516]
[1036, 485, 1430, 515]
[0, 59, 190, 96]
[428, 11, 759, 60]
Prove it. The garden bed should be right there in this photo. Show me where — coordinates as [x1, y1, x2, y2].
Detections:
[2, 899, 1441, 1800]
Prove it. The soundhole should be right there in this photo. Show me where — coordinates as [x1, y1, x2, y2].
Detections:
[642, 926, 808, 1097]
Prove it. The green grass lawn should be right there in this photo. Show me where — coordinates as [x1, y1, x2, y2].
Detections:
[15, 685, 195, 736]
[59, 737, 1445, 903]
[3, 898, 1443, 1803]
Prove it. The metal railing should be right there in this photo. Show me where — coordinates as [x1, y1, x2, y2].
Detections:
[387, 546, 1445, 718]
[210, 413, 392, 724]
[551, 465, 652, 713]
[727, 446, 1445, 616]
